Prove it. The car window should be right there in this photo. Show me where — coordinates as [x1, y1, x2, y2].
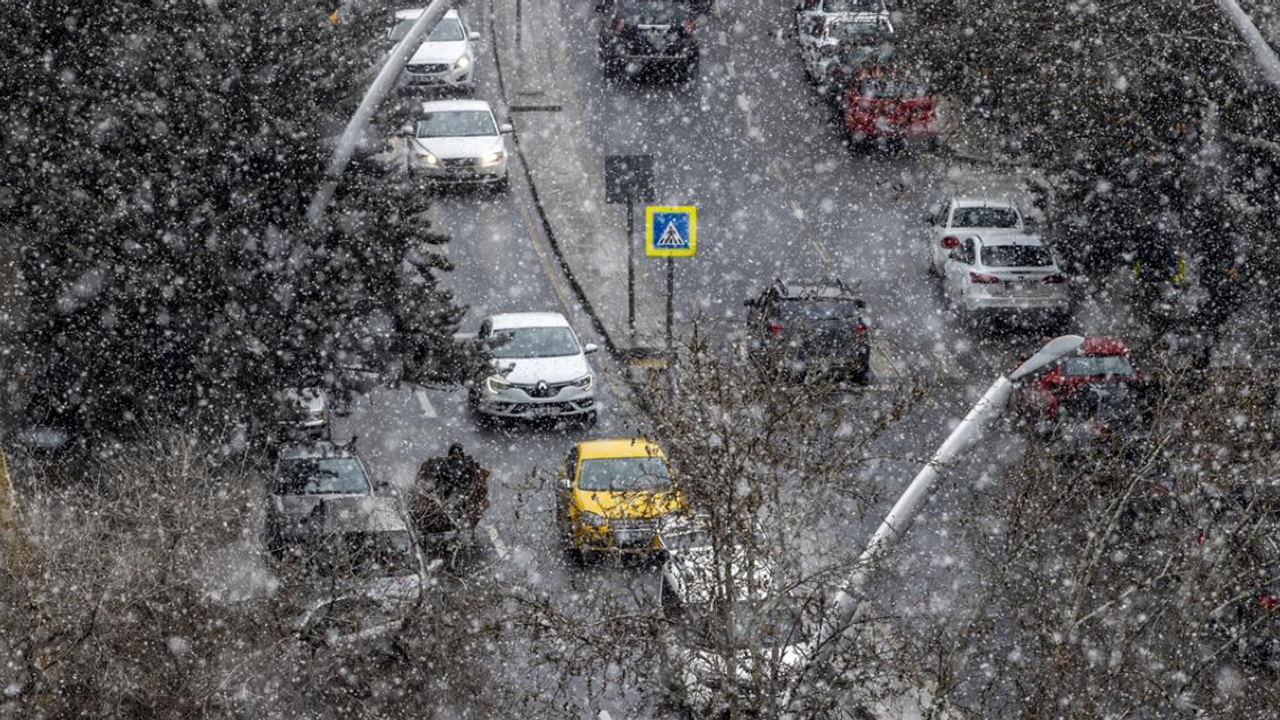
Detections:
[577, 456, 671, 492]
[828, 21, 887, 41]
[1060, 355, 1135, 378]
[777, 299, 862, 323]
[824, 0, 882, 11]
[416, 110, 497, 138]
[951, 206, 1019, 229]
[980, 244, 1053, 268]
[390, 16, 465, 42]
[961, 238, 975, 264]
[489, 327, 581, 359]
[276, 457, 371, 495]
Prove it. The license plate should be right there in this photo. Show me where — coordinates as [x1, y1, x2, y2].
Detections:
[531, 406, 560, 418]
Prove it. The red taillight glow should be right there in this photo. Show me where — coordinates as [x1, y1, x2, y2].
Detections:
[681, 18, 695, 34]
[1260, 594, 1280, 611]
[767, 322, 783, 336]
[854, 322, 867, 335]
[969, 272, 1000, 284]
[940, 236, 960, 249]
[1044, 273, 1066, 284]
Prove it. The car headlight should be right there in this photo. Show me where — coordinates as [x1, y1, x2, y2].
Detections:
[577, 511, 608, 529]
[570, 373, 593, 390]
[478, 151, 505, 167]
[420, 151, 439, 167]
[453, 55, 471, 71]
[485, 375, 511, 394]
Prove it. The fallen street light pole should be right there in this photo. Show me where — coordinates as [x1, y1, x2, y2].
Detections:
[1214, 0, 1280, 94]
[801, 335, 1086, 703]
[306, 0, 452, 226]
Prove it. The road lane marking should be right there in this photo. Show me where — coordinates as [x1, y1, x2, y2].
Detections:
[486, 524, 508, 559]
[414, 388, 437, 419]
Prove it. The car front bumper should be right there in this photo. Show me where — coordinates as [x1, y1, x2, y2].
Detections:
[963, 291, 1070, 313]
[411, 156, 509, 184]
[476, 385, 596, 420]
[403, 65, 474, 90]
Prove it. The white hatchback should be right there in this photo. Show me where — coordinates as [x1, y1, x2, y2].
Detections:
[404, 99, 511, 189]
[391, 8, 480, 93]
[942, 233, 1070, 320]
[469, 312, 600, 425]
[925, 197, 1024, 275]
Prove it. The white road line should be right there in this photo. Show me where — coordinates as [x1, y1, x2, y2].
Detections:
[486, 524, 508, 559]
[413, 389, 437, 419]
[870, 337, 909, 380]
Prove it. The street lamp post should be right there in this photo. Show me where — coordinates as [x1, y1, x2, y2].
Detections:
[813, 335, 1086, 669]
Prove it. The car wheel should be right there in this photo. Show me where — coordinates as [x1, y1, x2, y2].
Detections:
[492, 174, 510, 194]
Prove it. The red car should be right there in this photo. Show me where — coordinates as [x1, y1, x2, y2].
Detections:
[841, 67, 936, 145]
[1015, 336, 1142, 430]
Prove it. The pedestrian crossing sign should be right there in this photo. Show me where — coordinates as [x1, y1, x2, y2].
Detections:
[645, 206, 696, 257]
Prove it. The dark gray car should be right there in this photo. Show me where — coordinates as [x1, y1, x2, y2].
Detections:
[599, 0, 699, 81]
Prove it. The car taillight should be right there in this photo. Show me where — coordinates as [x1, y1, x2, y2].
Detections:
[940, 235, 960, 249]
[767, 322, 783, 336]
[1044, 273, 1066, 284]
[1260, 594, 1280, 611]
[681, 18, 695, 34]
[854, 322, 867, 335]
[829, 64, 844, 81]
[969, 272, 1000, 284]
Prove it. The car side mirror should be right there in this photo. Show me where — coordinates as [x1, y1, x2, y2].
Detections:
[743, 299, 756, 308]
[400, 124, 414, 137]
[558, 475, 572, 490]
[469, 31, 481, 41]
[499, 122, 514, 134]
[948, 250, 963, 262]
[855, 299, 866, 309]
[583, 343, 599, 354]
[923, 213, 935, 225]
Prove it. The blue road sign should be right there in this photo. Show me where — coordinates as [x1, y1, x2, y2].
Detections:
[645, 205, 697, 257]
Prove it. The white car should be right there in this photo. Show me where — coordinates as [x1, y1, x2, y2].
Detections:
[925, 197, 1025, 275]
[275, 387, 331, 437]
[405, 99, 511, 189]
[469, 312, 599, 425]
[796, 0, 888, 47]
[941, 233, 1070, 321]
[799, 12, 893, 83]
[391, 8, 480, 92]
[659, 539, 814, 716]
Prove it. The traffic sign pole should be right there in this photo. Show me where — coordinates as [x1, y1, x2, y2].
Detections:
[627, 200, 636, 339]
[666, 257, 674, 353]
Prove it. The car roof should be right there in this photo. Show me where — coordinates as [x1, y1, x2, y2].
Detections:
[577, 438, 665, 460]
[1078, 336, 1131, 356]
[394, 8, 460, 20]
[952, 197, 1018, 209]
[972, 232, 1043, 247]
[279, 441, 359, 461]
[421, 99, 494, 114]
[487, 312, 571, 330]
[773, 278, 858, 299]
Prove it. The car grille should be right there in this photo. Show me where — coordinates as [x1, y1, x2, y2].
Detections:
[610, 517, 658, 547]
[441, 157, 476, 168]
[407, 63, 450, 74]
[514, 380, 574, 398]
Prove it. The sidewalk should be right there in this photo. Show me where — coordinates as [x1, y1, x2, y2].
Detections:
[489, 0, 667, 356]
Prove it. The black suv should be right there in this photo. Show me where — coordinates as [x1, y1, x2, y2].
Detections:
[744, 279, 871, 384]
[599, 0, 699, 81]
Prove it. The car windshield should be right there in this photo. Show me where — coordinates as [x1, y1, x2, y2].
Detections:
[342, 531, 419, 579]
[829, 21, 886, 41]
[856, 78, 929, 99]
[824, 0, 882, 11]
[390, 16, 464, 42]
[275, 457, 371, 495]
[777, 298, 863, 323]
[695, 599, 808, 650]
[489, 326, 580, 358]
[951, 206, 1019, 228]
[980, 244, 1053, 268]
[1061, 355, 1135, 378]
[617, 0, 689, 21]
[416, 110, 496, 138]
[578, 456, 671, 492]
[1059, 384, 1133, 423]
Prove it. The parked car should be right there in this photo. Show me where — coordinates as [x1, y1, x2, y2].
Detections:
[925, 197, 1025, 275]
[599, 0, 700, 81]
[744, 278, 871, 384]
[468, 312, 600, 425]
[555, 439, 687, 562]
[941, 233, 1070, 324]
[275, 387, 331, 438]
[841, 66, 937, 147]
[266, 441, 378, 560]
[403, 99, 512, 189]
[658, 538, 814, 715]
[795, 0, 888, 46]
[812, 16, 896, 94]
[391, 8, 481, 93]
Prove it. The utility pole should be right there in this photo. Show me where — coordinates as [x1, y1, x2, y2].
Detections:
[1214, 0, 1280, 93]
[307, 0, 452, 226]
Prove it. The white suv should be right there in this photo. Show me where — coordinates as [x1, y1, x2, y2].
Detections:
[391, 9, 480, 93]
[942, 233, 1070, 322]
[469, 312, 599, 425]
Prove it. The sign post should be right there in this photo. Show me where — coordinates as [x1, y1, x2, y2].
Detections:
[644, 205, 697, 355]
[604, 155, 655, 340]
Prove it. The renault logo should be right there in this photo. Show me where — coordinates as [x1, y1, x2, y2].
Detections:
[535, 381, 548, 395]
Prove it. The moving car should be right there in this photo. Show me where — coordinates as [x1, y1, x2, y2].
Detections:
[658, 537, 814, 715]
[1014, 337, 1141, 425]
[275, 387, 331, 438]
[404, 99, 512, 189]
[390, 8, 481, 93]
[842, 66, 937, 146]
[555, 439, 687, 561]
[800, 13, 893, 84]
[266, 441, 380, 559]
[941, 233, 1070, 324]
[469, 312, 600, 425]
[599, 0, 700, 81]
[925, 197, 1025, 275]
[744, 278, 871, 384]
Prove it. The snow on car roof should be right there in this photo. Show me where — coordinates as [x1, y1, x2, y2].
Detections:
[577, 438, 664, 460]
[488, 312, 571, 330]
[421, 99, 494, 114]
[394, 8, 460, 20]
